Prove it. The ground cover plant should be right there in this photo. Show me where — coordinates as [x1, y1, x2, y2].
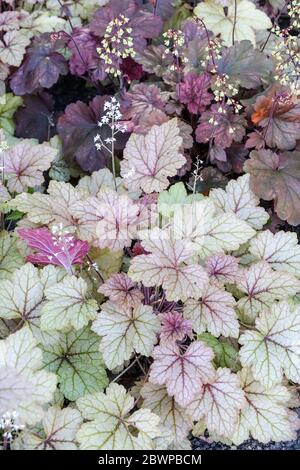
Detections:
[0, 0, 300, 451]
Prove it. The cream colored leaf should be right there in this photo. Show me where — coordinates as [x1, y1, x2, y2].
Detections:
[0, 30, 30, 66]
[183, 283, 239, 338]
[210, 174, 269, 230]
[14, 406, 82, 450]
[174, 199, 255, 258]
[249, 230, 300, 277]
[92, 301, 160, 370]
[141, 382, 193, 446]
[76, 383, 161, 450]
[5, 140, 57, 192]
[239, 301, 300, 388]
[186, 368, 245, 438]
[194, 0, 272, 47]
[128, 229, 209, 302]
[236, 261, 300, 322]
[230, 367, 300, 445]
[149, 341, 215, 407]
[121, 118, 185, 193]
[40, 275, 98, 331]
[0, 327, 56, 424]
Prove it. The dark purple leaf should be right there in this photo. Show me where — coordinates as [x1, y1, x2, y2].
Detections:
[10, 33, 68, 95]
[57, 95, 128, 173]
[14, 92, 55, 143]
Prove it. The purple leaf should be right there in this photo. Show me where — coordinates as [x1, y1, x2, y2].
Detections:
[18, 227, 89, 273]
[177, 72, 212, 115]
[10, 33, 68, 95]
[14, 92, 55, 143]
[57, 95, 128, 172]
[196, 104, 246, 148]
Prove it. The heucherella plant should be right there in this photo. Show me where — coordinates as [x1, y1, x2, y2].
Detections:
[2, 166, 300, 450]
[1, 0, 300, 453]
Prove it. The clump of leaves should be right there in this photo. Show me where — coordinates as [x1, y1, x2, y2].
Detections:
[2, 0, 300, 453]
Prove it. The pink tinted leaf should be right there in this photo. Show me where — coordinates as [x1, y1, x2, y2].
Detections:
[205, 253, 239, 284]
[149, 341, 215, 407]
[96, 190, 141, 251]
[244, 149, 300, 225]
[158, 311, 192, 345]
[18, 227, 89, 273]
[177, 72, 212, 115]
[98, 272, 144, 309]
[121, 118, 186, 193]
[5, 140, 57, 192]
[196, 103, 246, 149]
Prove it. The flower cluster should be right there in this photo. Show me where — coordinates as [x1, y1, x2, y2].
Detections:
[97, 14, 135, 77]
[0, 411, 24, 443]
[162, 29, 188, 70]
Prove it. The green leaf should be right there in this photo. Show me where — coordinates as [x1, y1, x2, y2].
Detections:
[0, 93, 22, 134]
[158, 182, 204, 217]
[40, 275, 98, 331]
[42, 326, 108, 401]
[198, 333, 240, 371]
[0, 231, 24, 280]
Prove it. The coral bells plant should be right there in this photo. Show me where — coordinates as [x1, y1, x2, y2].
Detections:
[0, 0, 300, 453]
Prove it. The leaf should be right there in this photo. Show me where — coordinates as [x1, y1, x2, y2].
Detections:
[216, 40, 273, 88]
[77, 168, 115, 196]
[98, 272, 143, 309]
[195, 103, 246, 149]
[251, 88, 300, 150]
[8, 181, 84, 229]
[121, 118, 185, 193]
[0, 231, 24, 280]
[5, 140, 57, 193]
[57, 95, 127, 173]
[158, 182, 204, 217]
[92, 301, 160, 370]
[14, 406, 82, 450]
[194, 0, 272, 46]
[0, 366, 34, 415]
[141, 382, 193, 446]
[42, 326, 108, 401]
[205, 253, 239, 285]
[184, 283, 239, 338]
[230, 367, 300, 445]
[239, 301, 300, 388]
[0, 92, 22, 135]
[10, 33, 68, 95]
[158, 311, 192, 345]
[40, 275, 98, 331]
[0, 263, 64, 339]
[186, 368, 245, 438]
[14, 92, 55, 143]
[128, 229, 209, 302]
[0, 327, 57, 424]
[18, 227, 89, 274]
[198, 333, 239, 371]
[210, 174, 269, 230]
[0, 30, 30, 66]
[177, 72, 212, 114]
[249, 230, 300, 277]
[244, 149, 300, 226]
[174, 198, 255, 258]
[149, 341, 215, 407]
[236, 261, 300, 322]
[95, 190, 141, 251]
[76, 383, 161, 450]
